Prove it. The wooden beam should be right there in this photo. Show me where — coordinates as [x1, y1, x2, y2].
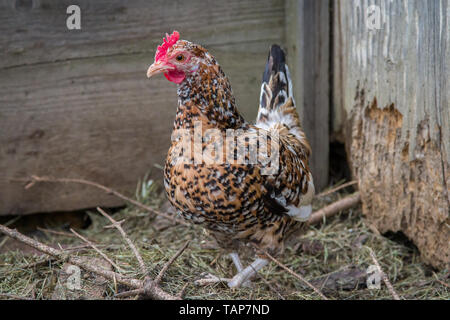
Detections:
[286, 0, 330, 191]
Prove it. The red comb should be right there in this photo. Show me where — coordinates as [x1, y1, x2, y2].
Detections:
[155, 31, 180, 62]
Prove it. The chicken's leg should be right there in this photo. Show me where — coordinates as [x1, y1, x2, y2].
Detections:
[227, 258, 268, 288]
[229, 252, 255, 287]
[229, 252, 244, 272]
[194, 252, 252, 287]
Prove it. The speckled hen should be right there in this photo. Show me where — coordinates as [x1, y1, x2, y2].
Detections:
[146, 31, 314, 288]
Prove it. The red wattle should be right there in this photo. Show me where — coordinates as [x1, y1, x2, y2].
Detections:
[164, 70, 186, 84]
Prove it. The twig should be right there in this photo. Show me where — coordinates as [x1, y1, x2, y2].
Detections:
[22, 258, 57, 269]
[115, 276, 185, 300]
[11, 175, 189, 227]
[114, 288, 143, 299]
[37, 227, 79, 238]
[176, 282, 189, 299]
[116, 241, 191, 299]
[65, 243, 112, 252]
[96, 207, 146, 275]
[194, 274, 231, 286]
[366, 246, 401, 300]
[0, 223, 180, 300]
[70, 228, 124, 273]
[155, 240, 190, 284]
[209, 253, 221, 266]
[308, 192, 361, 225]
[315, 180, 357, 198]
[258, 248, 328, 300]
[113, 272, 118, 295]
[433, 272, 450, 289]
[0, 293, 33, 300]
[253, 271, 285, 300]
[3, 216, 21, 227]
[20, 244, 112, 269]
[0, 236, 8, 250]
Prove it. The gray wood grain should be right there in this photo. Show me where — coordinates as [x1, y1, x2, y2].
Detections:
[286, 0, 330, 191]
[333, 0, 449, 268]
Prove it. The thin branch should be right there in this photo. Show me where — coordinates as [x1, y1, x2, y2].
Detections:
[96, 207, 146, 275]
[177, 282, 189, 299]
[253, 271, 285, 300]
[141, 276, 180, 300]
[0, 236, 8, 250]
[315, 180, 358, 198]
[258, 248, 328, 300]
[37, 227, 79, 238]
[116, 241, 191, 299]
[65, 243, 114, 252]
[155, 240, 190, 284]
[3, 216, 21, 227]
[366, 246, 401, 300]
[194, 274, 231, 286]
[11, 175, 189, 226]
[433, 272, 450, 289]
[114, 288, 143, 299]
[70, 228, 124, 273]
[115, 277, 186, 300]
[21, 244, 111, 269]
[0, 293, 33, 300]
[308, 192, 361, 225]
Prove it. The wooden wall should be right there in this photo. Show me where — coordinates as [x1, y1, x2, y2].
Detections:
[286, 0, 330, 192]
[332, 0, 449, 268]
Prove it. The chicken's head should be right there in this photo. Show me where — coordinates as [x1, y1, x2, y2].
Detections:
[147, 31, 202, 84]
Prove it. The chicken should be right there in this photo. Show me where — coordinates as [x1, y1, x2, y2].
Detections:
[146, 31, 314, 288]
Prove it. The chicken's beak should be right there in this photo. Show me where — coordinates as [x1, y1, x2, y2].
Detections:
[146, 61, 174, 78]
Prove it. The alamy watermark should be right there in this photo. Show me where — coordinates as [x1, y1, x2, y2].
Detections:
[66, 5, 81, 30]
[365, 5, 382, 30]
[65, 265, 81, 290]
[169, 121, 280, 175]
[366, 265, 381, 290]
[362, 1, 394, 31]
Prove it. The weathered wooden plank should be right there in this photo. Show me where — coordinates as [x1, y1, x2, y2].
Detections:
[286, 0, 330, 191]
[333, 0, 449, 268]
[0, 0, 286, 215]
[0, 0, 286, 68]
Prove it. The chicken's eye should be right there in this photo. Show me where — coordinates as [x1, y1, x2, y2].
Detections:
[176, 54, 185, 62]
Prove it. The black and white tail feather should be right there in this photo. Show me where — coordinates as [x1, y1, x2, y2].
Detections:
[255, 45, 308, 145]
[256, 45, 314, 222]
[258, 44, 293, 112]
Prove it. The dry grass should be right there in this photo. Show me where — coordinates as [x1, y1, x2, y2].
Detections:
[0, 180, 448, 300]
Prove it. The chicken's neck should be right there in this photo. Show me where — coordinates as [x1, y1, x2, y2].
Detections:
[175, 62, 248, 131]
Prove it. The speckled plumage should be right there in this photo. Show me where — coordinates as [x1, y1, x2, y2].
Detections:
[161, 41, 315, 256]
